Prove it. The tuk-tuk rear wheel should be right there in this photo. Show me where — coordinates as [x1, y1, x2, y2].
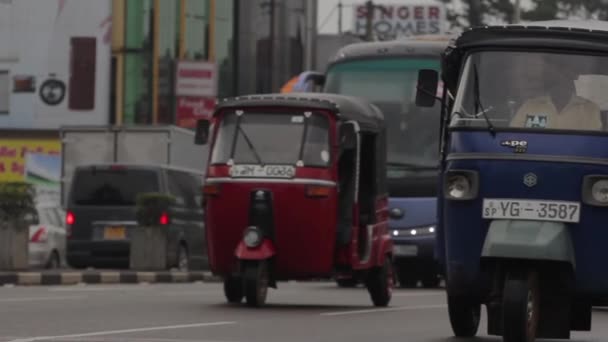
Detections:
[447, 295, 481, 337]
[243, 261, 269, 308]
[366, 258, 393, 307]
[502, 270, 539, 342]
[223, 276, 244, 304]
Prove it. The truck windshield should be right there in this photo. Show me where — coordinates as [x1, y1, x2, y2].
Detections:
[211, 112, 330, 167]
[324, 57, 441, 172]
[451, 51, 608, 132]
[71, 168, 159, 206]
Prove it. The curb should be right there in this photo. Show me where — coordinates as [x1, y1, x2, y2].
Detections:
[0, 271, 223, 286]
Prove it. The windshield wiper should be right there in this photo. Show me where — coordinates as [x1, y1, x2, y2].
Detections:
[237, 126, 263, 165]
[472, 63, 496, 136]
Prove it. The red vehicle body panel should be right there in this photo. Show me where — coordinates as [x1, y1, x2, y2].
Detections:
[206, 175, 338, 278]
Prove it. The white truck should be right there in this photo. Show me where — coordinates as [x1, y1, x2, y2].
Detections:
[59, 125, 208, 208]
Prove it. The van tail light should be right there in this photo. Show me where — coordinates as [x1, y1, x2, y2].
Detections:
[30, 227, 48, 243]
[306, 185, 332, 198]
[66, 211, 75, 225]
[66, 211, 75, 238]
[203, 183, 220, 196]
[159, 212, 170, 225]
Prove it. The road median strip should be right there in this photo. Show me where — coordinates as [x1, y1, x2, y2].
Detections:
[0, 270, 222, 286]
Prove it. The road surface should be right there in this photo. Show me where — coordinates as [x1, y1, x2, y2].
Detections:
[1, 282, 607, 341]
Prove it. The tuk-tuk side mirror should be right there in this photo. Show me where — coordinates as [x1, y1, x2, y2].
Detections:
[194, 119, 210, 145]
[338, 123, 357, 150]
[415, 69, 439, 107]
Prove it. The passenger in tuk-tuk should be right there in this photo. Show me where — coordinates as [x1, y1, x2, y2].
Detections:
[509, 55, 603, 130]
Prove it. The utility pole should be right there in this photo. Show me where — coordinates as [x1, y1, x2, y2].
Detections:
[513, 0, 521, 23]
[365, 0, 374, 41]
[304, 0, 318, 70]
[338, 1, 343, 35]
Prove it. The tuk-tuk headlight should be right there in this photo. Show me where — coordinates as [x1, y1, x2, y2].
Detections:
[243, 227, 263, 248]
[445, 170, 478, 200]
[592, 180, 608, 203]
[583, 175, 608, 206]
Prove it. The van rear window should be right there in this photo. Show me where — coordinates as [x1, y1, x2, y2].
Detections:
[71, 169, 159, 206]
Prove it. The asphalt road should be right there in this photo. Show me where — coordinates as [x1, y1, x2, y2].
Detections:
[1, 282, 608, 342]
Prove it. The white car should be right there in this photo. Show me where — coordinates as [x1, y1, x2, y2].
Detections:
[28, 203, 66, 269]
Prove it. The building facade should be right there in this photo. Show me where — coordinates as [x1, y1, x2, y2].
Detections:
[0, 0, 113, 130]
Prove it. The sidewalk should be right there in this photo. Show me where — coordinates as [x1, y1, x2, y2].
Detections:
[0, 270, 222, 286]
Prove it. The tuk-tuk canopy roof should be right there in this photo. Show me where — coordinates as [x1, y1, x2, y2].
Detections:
[453, 20, 608, 52]
[443, 20, 608, 92]
[328, 39, 449, 66]
[213, 93, 385, 132]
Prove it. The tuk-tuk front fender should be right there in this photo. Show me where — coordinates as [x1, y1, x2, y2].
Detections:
[235, 239, 276, 261]
[481, 220, 576, 268]
[375, 233, 393, 265]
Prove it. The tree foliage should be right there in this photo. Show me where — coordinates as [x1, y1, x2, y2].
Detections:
[441, 0, 608, 28]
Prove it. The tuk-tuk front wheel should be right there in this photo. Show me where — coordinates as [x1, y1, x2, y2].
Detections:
[366, 258, 393, 307]
[223, 276, 243, 304]
[502, 270, 539, 342]
[447, 295, 481, 337]
[243, 261, 269, 307]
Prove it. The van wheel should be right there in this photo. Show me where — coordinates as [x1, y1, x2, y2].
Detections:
[366, 258, 393, 307]
[46, 251, 60, 269]
[447, 295, 481, 337]
[223, 276, 244, 304]
[243, 261, 269, 307]
[503, 270, 539, 342]
[177, 245, 189, 271]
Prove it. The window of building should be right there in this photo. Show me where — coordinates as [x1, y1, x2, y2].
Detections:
[0, 71, 8, 114]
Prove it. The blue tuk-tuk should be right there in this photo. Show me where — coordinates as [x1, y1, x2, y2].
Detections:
[416, 20, 608, 342]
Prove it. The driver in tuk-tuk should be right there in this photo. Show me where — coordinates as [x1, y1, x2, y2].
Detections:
[509, 54, 603, 131]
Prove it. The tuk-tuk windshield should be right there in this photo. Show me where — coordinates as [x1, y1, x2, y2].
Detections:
[451, 51, 608, 132]
[211, 112, 330, 167]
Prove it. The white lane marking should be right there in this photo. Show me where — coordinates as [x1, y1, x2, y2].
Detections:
[8, 321, 236, 342]
[0, 296, 85, 303]
[320, 304, 447, 316]
[49, 286, 144, 292]
[392, 292, 445, 297]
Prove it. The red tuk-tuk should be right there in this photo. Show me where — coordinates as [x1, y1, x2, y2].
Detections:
[195, 93, 394, 307]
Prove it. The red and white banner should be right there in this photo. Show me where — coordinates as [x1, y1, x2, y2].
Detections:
[175, 60, 217, 128]
[175, 61, 217, 97]
[176, 96, 216, 129]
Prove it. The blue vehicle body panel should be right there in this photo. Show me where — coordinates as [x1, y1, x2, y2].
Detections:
[444, 130, 608, 297]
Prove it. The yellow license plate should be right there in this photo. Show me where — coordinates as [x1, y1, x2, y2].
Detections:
[104, 226, 126, 240]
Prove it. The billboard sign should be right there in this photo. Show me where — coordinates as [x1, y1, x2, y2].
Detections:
[353, 2, 447, 39]
[175, 60, 217, 129]
[175, 61, 218, 97]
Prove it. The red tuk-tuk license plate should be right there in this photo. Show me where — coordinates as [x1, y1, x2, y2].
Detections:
[230, 164, 295, 178]
[482, 199, 581, 223]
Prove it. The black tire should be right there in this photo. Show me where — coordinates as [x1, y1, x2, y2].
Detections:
[244, 261, 269, 307]
[421, 273, 441, 288]
[336, 277, 358, 288]
[447, 295, 481, 337]
[503, 270, 539, 342]
[177, 245, 189, 271]
[46, 251, 61, 269]
[397, 268, 418, 288]
[366, 258, 393, 307]
[223, 276, 244, 304]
